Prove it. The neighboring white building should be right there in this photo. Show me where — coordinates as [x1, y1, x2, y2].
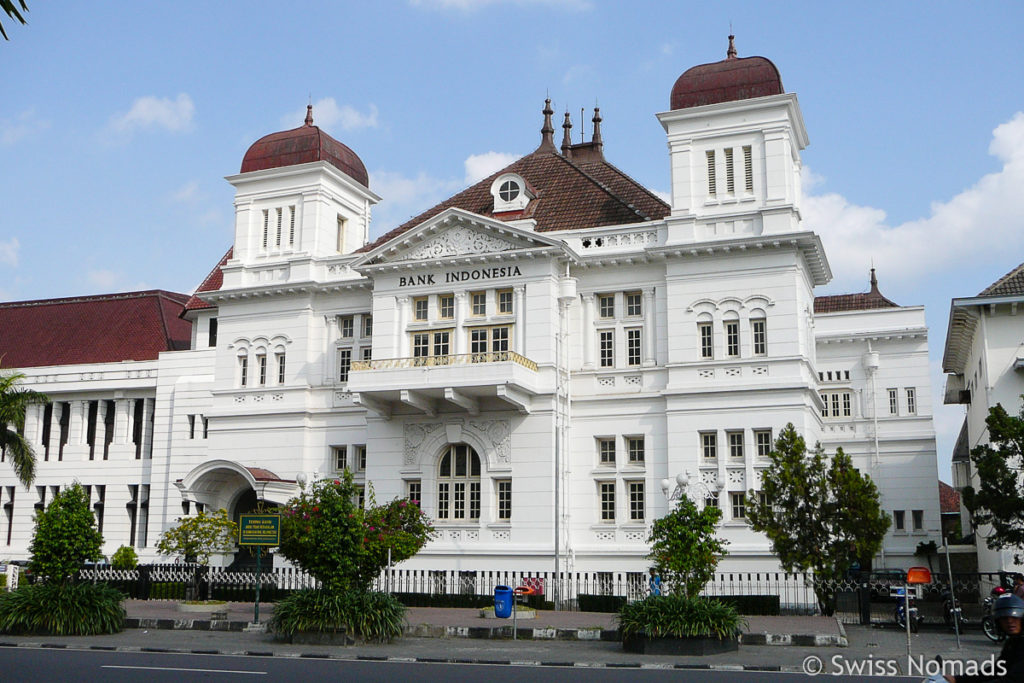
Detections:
[0, 38, 941, 576]
[943, 262, 1024, 574]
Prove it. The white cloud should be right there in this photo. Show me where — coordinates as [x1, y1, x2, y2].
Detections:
[802, 111, 1024, 293]
[410, 0, 591, 10]
[0, 109, 50, 146]
[109, 94, 195, 137]
[171, 180, 200, 203]
[0, 237, 19, 267]
[464, 152, 519, 184]
[86, 270, 119, 291]
[368, 170, 464, 238]
[283, 98, 378, 132]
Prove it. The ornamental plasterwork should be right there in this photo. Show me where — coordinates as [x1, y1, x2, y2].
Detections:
[469, 419, 511, 465]
[399, 226, 520, 262]
[403, 418, 511, 467]
[404, 422, 443, 466]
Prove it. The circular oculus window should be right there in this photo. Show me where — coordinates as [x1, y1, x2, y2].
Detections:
[498, 179, 520, 202]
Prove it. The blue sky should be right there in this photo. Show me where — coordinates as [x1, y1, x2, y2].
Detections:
[3, 1, 1024, 478]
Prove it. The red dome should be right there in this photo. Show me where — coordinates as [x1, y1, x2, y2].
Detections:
[241, 106, 369, 188]
[670, 37, 783, 111]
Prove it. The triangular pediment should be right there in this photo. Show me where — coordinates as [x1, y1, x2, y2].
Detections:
[352, 208, 577, 268]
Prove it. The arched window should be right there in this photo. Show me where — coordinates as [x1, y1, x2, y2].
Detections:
[437, 444, 481, 520]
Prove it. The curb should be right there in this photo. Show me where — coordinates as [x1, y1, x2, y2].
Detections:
[0, 641, 807, 670]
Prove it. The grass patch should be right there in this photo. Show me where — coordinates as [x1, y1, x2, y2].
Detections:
[617, 594, 745, 640]
[270, 589, 405, 642]
[0, 582, 125, 635]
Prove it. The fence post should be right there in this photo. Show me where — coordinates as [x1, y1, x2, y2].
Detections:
[138, 564, 151, 600]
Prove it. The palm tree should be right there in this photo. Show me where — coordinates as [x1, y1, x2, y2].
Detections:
[1, 1, 28, 40]
[0, 368, 48, 487]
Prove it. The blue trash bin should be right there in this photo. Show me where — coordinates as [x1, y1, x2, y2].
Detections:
[494, 585, 513, 618]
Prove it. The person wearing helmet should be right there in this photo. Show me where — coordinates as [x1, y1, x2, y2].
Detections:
[944, 593, 1024, 682]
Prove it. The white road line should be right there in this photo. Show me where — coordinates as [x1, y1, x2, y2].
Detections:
[101, 665, 266, 675]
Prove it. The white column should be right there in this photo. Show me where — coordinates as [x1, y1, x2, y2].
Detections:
[396, 297, 409, 357]
[99, 401, 111, 457]
[581, 294, 595, 370]
[325, 315, 338, 382]
[454, 292, 467, 355]
[116, 399, 132, 445]
[70, 400, 85, 446]
[141, 398, 155, 459]
[514, 286, 526, 355]
[643, 287, 656, 367]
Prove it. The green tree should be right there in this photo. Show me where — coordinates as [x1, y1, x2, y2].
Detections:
[746, 423, 890, 615]
[962, 400, 1024, 563]
[29, 483, 104, 583]
[277, 471, 435, 592]
[0, 368, 48, 487]
[156, 508, 238, 565]
[1, 1, 28, 40]
[111, 545, 139, 570]
[647, 494, 728, 598]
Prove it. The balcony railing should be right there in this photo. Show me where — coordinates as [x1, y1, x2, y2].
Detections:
[352, 351, 537, 372]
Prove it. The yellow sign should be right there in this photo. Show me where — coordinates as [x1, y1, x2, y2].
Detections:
[238, 514, 281, 546]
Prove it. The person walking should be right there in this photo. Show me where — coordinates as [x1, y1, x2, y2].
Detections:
[648, 568, 662, 597]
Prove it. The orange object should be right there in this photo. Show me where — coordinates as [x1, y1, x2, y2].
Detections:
[515, 586, 536, 596]
[906, 566, 932, 584]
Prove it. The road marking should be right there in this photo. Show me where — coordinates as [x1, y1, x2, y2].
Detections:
[102, 665, 266, 675]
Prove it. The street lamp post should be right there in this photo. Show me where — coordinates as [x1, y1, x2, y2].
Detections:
[660, 471, 724, 506]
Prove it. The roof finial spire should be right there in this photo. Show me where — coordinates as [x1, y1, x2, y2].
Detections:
[727, 34, 737, 59]
[304, 104, 314, 127]
[561, 110, 573, 157]
[591, 106, 603, 149]
[870, 265, 878, 292]
[539, 97, 556, 151]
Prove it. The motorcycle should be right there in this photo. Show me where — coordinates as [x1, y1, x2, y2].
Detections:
[894, 587, 922, 633]
[941, 588, 964, 632]
[981, 585, 1009, 643]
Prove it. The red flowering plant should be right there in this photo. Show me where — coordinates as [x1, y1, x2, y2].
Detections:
[275, 471, 435, 592]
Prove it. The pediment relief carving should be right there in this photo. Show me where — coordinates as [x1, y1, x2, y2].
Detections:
[397, 225, 525, 262]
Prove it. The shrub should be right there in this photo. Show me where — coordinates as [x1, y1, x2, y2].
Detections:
[617, 594, 745, 641]
[705, 594, 780, 615]
[270, 589, 406, 642]
[648, 495, 728, 599]
[0, 582, 125, 635]
[578, 594, 628, 613]
[111, 545, 138, 570]
[156, 509, 237, 565]
[29, 483, 103, 583]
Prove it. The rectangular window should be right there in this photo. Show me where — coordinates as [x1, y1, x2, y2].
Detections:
[599, 482, 616, 522]
[701, 431, 717, 460]
[406, 480, 421, 506]
[334, 446, 347, 471]
[288, 205, 296, 246]
[356, 486, 365, 510]
[208, 318, 218, 348]
[894, 510, 905, 531]
[188, 414, 196, 440]
[752, 319, 766, 356]
[626, 328, 642, 366]
[821, 393, 829, 418]
[412, 333, 429, 361]
[598, 294, 615, 319]
[337, 216, 347, 252]
[831, 393, 840, 417]
[728, 431, 744, 459]
[275, 207, 283, 246]
[724, 147, 735, 194]
[432, 330, 450, 358]
[628, 481, 645, 521]
[262, 209, 269, 248]
[340, 315, 354, 338]
[437, 483, 449, 519]
[497, 480, 512, 521]
[469, 482, 481, 520]
[625, 291, 642, 317]
[361, 347, 372, 361]
[471, 292, 486, 317]
[754, 429, 772, 457]
[337, 348, 352, 382]
[438, 295, 454, 320]
[470, 328, 488, 357]
[599, 330, 614, 368]
[705, 493, 719, 509]
[491, 326, 509, 353]
[497, 289, 513, 315]
[743, 145, 753, 192]
[725, 320, 739, 357]
[731, 492, 746, 520]
[362, 315, 373, 338]
[413, 297, 428, 322]
[912, 509, 924, 531]
[888, 388, 899, 415]
[906, 388, 917, 415]
[598, 438, 615, 465]
[699, 322, 713, 359]
[453, 482, 465, 519]
[276, 352, 286, 384]
[627, 437, 645, 464]
[258, 354, 267, 386]
[355, 445, 366, 471]
[842, 392, 851, 417]
[706, 150, 717, 196]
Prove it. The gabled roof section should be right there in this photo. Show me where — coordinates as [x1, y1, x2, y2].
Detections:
[358, 147, 669, 254]
[814, 268, 899, 314]
[0, 290, 191, 369]
[979, 261, 1024, 296]
[352, 207, 578, 269]
[184, 248, 233, 313]
[938, 480, 961, 514]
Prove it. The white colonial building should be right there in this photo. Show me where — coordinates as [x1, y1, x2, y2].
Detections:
[0, 38, 941, 577]
[943, 263, 1024, 574]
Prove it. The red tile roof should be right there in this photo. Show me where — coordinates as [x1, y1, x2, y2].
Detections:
[670, 36, 783, 111]
[979, 261, 1024, 296]
[939, 481, 960, 514]
[0, 290, 191, 369]
[358, 147, 670, 253]
[814, 268, 899, 313]
[183, 248, 232, 313]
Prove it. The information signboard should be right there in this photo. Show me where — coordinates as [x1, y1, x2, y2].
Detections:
[238, 514, 281, 546]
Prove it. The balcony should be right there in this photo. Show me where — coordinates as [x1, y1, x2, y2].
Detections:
[346, 351, 540, 418]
